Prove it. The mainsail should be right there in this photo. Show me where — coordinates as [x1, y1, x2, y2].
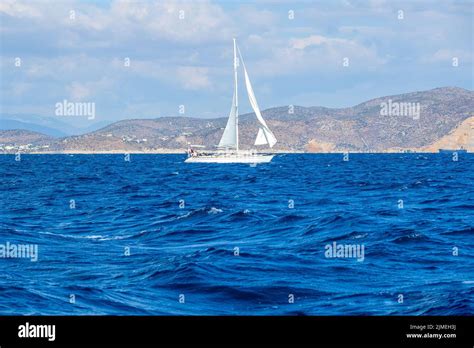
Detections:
[218, 91, 238, 148]
[218, 39, 239, 149]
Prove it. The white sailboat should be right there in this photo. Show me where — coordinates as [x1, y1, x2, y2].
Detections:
[185, 39, 277, 163]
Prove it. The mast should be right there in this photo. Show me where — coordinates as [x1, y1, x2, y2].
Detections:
[233, 38, 239, 151]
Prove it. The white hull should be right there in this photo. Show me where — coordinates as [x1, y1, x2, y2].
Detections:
[185, 154, 274, 163]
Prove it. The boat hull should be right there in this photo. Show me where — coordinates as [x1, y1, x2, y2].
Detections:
[185, 154, 274, 163]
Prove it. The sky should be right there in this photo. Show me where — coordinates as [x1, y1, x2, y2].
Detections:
[0, 0, 472, 126]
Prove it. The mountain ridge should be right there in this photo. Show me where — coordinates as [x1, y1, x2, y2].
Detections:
[1, 87, 472, 153]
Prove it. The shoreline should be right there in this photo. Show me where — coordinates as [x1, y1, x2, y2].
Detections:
[1, 150, 470, 155]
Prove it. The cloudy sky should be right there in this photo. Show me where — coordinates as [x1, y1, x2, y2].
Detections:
[0, 0, 472, 125]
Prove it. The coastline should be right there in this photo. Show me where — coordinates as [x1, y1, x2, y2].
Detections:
[1, 149, 470, 155]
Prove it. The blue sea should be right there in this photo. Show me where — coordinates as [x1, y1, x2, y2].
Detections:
[1, 154, 473, 315]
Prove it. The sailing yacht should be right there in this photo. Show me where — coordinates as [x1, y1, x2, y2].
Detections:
[185, 39, 277, 163]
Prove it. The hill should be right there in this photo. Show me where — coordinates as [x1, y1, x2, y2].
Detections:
[1, 87, 472, 153]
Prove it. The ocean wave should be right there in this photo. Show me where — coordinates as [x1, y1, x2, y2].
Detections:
[1, 153, 473, 315]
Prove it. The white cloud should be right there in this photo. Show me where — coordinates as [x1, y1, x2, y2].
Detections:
[251, 34, 386, 77]
[1, 0, 233, 43]
[0, 0, 471, 119]
[145, 1, 232, 42]
[67, 78, 113, 101]
[236, 5, 278, 29]
[0, 0, 42, 18]
[421, 49, 472, 64]
[67, 82, 90, 100]
[176, 66, 211, 90]
[11, 81, 32, 96]
[290, 35, 348, 49]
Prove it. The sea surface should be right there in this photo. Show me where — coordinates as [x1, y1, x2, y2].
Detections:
[1, 154, 473, 315]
